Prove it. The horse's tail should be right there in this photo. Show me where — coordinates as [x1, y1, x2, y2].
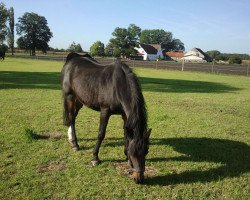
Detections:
[115, 60, 148, 138]
[61, 58, 72, 127]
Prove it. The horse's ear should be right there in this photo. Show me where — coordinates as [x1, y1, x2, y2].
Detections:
[145, 128, 152, 138]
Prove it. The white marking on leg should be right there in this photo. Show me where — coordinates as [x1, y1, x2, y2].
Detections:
[68, 126, 73, 141]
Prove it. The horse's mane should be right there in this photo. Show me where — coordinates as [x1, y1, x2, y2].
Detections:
[116, 61, 148, 156]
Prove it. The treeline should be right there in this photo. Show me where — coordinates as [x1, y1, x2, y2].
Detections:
[51, 24, 185, 58]
[1, 1, 184, 57]
[1, 2, 249, 62]
[0, 2, 52, 56]
[206, 50, 250, 64]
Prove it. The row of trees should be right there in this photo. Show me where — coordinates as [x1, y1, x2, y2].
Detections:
[0, 2, 53, 56]
[89, 24, 185, 57]
[1, 2, 248, 63]
[206, 50, 250, 64]
[52, 24, 185, 58]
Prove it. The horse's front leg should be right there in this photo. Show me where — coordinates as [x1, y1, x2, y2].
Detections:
[91, 108, 110, 166]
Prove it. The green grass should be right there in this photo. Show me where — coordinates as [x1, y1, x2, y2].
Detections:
[0, 58, 250, 199]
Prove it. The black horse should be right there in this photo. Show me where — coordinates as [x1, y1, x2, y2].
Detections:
[0, 50, 5, 60]
[61, 52, 151, 184]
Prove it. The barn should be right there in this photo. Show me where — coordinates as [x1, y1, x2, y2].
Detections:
[182, 48, 212, 62]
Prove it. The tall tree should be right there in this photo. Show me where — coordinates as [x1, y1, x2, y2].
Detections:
[0, 2, 8, 44]
[67, 42, 83, 53]
[16, 12, 53, 55]
[7, 7, 14, 55]
[140, 29, 185, 51]
[109, 24, 141, 57]
[90, 41, 105, 57]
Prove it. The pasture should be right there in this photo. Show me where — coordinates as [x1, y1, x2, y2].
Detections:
[0, 58, 249, 199]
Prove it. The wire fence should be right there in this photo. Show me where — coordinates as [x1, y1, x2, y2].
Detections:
[6, 54, 250, 76]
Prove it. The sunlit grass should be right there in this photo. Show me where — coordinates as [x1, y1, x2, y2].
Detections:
[0, 58, 249, 199]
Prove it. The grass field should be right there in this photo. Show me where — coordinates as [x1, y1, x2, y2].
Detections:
[0, 58, 249, 199]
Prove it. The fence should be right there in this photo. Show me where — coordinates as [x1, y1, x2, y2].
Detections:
[96, 58, 250, 76]
[6, 54, 250, 76]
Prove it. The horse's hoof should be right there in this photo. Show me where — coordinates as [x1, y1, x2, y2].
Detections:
[91, 159, 100, 166]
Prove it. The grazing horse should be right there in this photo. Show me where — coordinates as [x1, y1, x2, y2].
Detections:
[0, 50, 5, 60]
[61, 52, 151, 184]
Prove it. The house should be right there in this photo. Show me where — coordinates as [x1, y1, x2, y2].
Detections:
[165, 51, 184, 61]
[182, 48, 212, 62]
[134, 44, 164, 60]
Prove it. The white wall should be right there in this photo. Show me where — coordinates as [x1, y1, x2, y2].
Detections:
[183, 55, 206, 62]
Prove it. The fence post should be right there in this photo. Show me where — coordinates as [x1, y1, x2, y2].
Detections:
[182, 59, 184, 71]
[247, 64, 249, 76]
[212, 60, 215, 73]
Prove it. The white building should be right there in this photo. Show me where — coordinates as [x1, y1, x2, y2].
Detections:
[135, 44, 164, 61]
[182, 48, 212, 62]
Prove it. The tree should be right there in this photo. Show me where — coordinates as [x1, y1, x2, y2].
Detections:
[67, 42, 83, 53]
[7, 7, 14, 55]
[90, 41, 105, 56]
[140, 29, 185, 51]
[16, 12, 53, 55]
[167, 38, 185, 52]
[206, 50, 221, 60]
[16, 36, 29, 50]
[0, 2, 8, 44]
[104, 43, 114, 57]
[109, 24, 141, 57]
[127, 24, 141, 47]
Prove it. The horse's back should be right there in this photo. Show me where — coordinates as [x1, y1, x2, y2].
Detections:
[61, 56, 119, 111]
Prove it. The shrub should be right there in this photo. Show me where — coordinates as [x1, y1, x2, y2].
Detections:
[229, 56, 242, 64]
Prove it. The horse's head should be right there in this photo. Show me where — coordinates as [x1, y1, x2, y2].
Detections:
[128, 128, 151, 184]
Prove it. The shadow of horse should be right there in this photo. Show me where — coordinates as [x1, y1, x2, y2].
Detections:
[31, 132, 250, 185]
[94, 137, 250, 185]
[145, 137, 250, 185]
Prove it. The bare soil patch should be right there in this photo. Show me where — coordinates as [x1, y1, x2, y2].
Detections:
[114, 162, 157, 178]
[36, 161, 67, 173]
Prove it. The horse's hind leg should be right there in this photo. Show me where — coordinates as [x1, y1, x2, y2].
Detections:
[64, 94, 80, 151]
[91, 108, 110, 166]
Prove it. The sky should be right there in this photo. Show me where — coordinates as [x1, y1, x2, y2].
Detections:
[2, 0, 250, 54]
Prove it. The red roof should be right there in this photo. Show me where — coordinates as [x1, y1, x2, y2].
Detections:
[165, 52, 184, 58]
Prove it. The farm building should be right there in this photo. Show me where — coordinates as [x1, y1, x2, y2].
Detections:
[182, 48, 212, 62]
[134, 44, 164, 60]
[165, 51, 184, 61]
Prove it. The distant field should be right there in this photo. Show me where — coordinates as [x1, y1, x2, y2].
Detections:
[0, 58, 249, 199]
[243, 60, 250, 65]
